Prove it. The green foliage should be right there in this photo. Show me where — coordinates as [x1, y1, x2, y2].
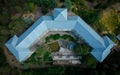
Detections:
[14, 6, 23, 13]
[52, 34, 60, 40]
[64, 0, 72, 10]
[71, 0, 86, 7]
[87, 0, 97, 2]
[27, 2, 36, 12]
[0, 8, 11, 25]
[71, 0, 100, 25]
[23, 17, 33, 25]
[82, 55, 97, 68]
[99, 8, 120, 34]
[1, 0, 120, 73]
[38, 0, 57, 14]
[44, 51, 50, 61]
[45, 34, 75, 43]
[0, 26, 9, 44]
[36, 46, 51, 61]
[61, 35, 75, 42]
[74, 43, 91, 55]
[40, 0, 57, 8]
[8, 18, 27, 36]
[24, 45, 51, 66]
[80, 10, 100, 24]
[24, 52, 37, 64]
[46, 67, 65, 75]
[0, 47, 8, 67]
[49, 42, 59, 52]
[22, 66, 65, 75]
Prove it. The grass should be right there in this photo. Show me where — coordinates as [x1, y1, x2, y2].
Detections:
[48, 42, 59, 52]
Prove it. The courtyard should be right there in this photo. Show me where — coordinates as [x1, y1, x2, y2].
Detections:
[24, 31, 92, 66]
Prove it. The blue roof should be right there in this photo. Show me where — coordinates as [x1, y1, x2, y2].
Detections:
[91, 36, 115, 62]
[5, 35, 33, 61]
[5, 8, 115, 62]
[54, 8, 67, 21]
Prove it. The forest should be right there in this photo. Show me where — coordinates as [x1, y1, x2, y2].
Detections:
[0, 0, 120, 75]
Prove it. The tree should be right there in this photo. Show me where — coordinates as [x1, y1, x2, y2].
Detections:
[0, 8, 11, 25]
[8, 18, 27, 35]
[99, 8, 120, 34]
[39, 0, 57, 14]
[64, 0, 72, 10]
[25, 2, 36, 12]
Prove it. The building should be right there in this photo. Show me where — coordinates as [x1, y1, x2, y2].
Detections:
[5, 8, 115, 62]
[52, 47, 81, 65]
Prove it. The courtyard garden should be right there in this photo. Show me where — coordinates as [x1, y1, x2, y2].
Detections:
[73, 42, 97, 68]
[74, 43, 91, 55]
[23, 44, 52, 67]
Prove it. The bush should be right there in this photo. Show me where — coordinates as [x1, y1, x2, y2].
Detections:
[74, 43, 91, 55]
[38, 0, 57, 14]
[53, 34, 60, 40]
[44, 51, 50, 61]
[49, 42, 59, 52]
[8, 18, 27, 35]
[64, 0, 72, 10]
[82, 55, 97, 68]
[45, 34, 75, 43]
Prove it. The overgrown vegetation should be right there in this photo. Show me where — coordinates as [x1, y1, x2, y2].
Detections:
[23, 45, 51, 67]
[35, 0, 57, 14]
[74, 43, 91, 55]
[99, 8, 120, 34]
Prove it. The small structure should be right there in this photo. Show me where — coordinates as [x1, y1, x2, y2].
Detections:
[68, 42, 74, 50]
[58, 39, 75, 50]
[52, 40, 81, 65]
[52, 47, 81, 65]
